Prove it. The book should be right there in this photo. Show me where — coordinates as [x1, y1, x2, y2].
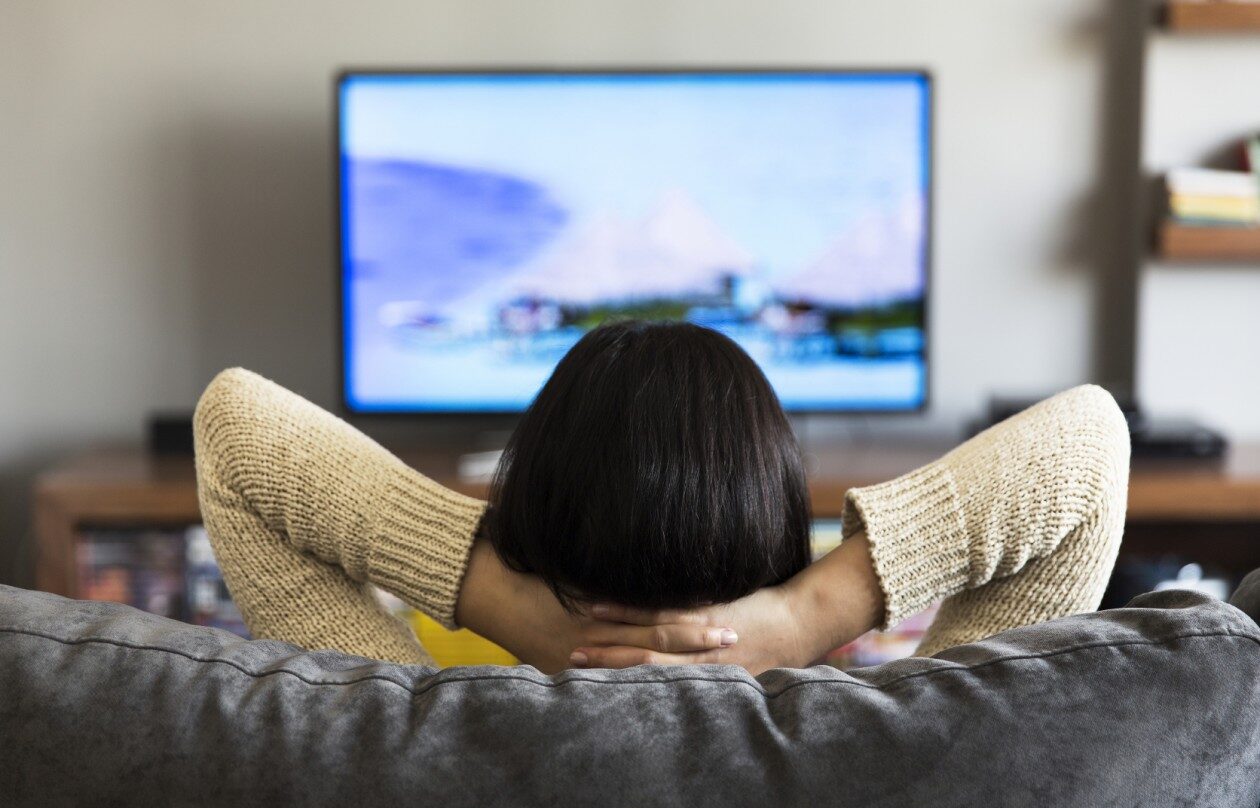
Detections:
[1169, 193, 1260, 223]
[75, 525, 250, 636]
[76, 529, 185, 619]
[184, 526, 249, 636]
[76, 535, 134, 605]
[1166, 166, 1260, 227]
[1167, 167, 1258, 199]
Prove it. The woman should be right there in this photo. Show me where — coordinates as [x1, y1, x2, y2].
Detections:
[193, 321, 1129, 674]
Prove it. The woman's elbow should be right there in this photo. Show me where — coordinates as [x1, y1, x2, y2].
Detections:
[1061, 384, 1131, 510]
[192, 367, 263, 492]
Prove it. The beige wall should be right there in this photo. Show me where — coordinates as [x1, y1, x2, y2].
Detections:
[3, 0, 1245, 587]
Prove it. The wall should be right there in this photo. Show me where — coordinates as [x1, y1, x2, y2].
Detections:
[0, 0, 1152, 586]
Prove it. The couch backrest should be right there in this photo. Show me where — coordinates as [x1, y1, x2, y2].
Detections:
[1, 583, 1258, 808]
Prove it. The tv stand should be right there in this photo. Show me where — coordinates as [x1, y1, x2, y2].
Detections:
[33, 443, 1260, 598]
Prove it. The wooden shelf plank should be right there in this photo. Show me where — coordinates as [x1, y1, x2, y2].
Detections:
[1166, 1, 1260, 32]
[1157, 220, 1260, 262]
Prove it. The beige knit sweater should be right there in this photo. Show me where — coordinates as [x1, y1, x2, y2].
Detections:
[193, 368, 1129, 666]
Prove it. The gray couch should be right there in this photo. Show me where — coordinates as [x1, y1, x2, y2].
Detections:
[2, 576, 1259, 807]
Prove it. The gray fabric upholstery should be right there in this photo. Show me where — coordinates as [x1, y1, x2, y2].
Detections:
[1, 582, 1258, 807]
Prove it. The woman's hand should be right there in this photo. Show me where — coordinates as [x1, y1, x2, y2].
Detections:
[454, 539, 740, 674]
[570, 532, 885, 676]
[456, 531, 884, 676]
[569, 586, 807, 676]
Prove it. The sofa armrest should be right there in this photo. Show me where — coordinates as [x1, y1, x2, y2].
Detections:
[1, 583, 1258, 807]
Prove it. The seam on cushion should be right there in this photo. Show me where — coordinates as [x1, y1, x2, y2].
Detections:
[822, 629, 1260, 695]
[1, 626, 1257, 700]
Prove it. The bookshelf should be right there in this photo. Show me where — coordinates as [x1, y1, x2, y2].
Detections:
[1165, 1, 1260, 32]
[1150, 5, 1260, 262]
[1157, 220, 1260, 261]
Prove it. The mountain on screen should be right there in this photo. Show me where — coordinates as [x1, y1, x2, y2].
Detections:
[500, 188, 755, 305]
[345, 158, 569, 308]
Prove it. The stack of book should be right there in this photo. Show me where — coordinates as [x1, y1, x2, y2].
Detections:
[1166, 166, 1260, 227]
[184, 526, 250, 636]
[77, 529, 185, 619]
[76, 525, 249, 637]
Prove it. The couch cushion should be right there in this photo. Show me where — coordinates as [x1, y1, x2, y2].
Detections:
[1, 582, 1258, 807]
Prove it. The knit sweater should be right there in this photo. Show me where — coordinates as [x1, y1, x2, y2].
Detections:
[193, 368, 1129, 665]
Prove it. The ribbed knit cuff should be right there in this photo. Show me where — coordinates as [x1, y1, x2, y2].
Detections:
[366, 474, 487, 630]
[842, 463, 969, 629]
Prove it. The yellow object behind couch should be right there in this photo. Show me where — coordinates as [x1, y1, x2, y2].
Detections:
[407, 610, 518, 667]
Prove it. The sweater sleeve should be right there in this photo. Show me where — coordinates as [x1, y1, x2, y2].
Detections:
[840, 384, 1130, 657]
[192, 368, 487, 665]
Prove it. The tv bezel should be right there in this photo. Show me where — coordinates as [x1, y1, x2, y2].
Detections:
[334, 67, 933, 417]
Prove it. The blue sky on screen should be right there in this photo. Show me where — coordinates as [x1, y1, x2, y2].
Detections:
[341, 73, 927, 281]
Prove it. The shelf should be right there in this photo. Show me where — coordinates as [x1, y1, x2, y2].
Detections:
[1157, 220, 1260, 262]
[1165, 1, 1260, 32]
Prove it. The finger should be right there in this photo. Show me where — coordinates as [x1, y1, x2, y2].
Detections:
[582, 623, 738, 653]
[589, 603, 712, 626]
[570, 646, 727, 669]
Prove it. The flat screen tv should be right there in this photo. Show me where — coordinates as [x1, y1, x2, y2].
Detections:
[338, 69, 931, 413]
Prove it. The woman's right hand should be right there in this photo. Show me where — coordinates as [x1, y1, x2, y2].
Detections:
[568, 531, 886, 676]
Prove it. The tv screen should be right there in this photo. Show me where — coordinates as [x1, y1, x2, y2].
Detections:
[338, 70, 930, 413]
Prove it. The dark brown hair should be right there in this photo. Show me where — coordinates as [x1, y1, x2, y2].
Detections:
[486, 320, 811, 610]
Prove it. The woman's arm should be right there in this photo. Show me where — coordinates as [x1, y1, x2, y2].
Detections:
[193, 368, 485, 665]
[195, 367, 738, 671]
[845, 383, 1130, 656]
[573, 384, 1130, 668]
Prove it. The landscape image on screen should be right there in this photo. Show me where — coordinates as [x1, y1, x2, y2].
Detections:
[340, 72, 929, 411]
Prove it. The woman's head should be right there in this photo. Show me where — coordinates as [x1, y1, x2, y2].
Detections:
[486, 320, 811, 611]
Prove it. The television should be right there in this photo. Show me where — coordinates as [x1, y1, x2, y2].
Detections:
[338, 69, 931, 413]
